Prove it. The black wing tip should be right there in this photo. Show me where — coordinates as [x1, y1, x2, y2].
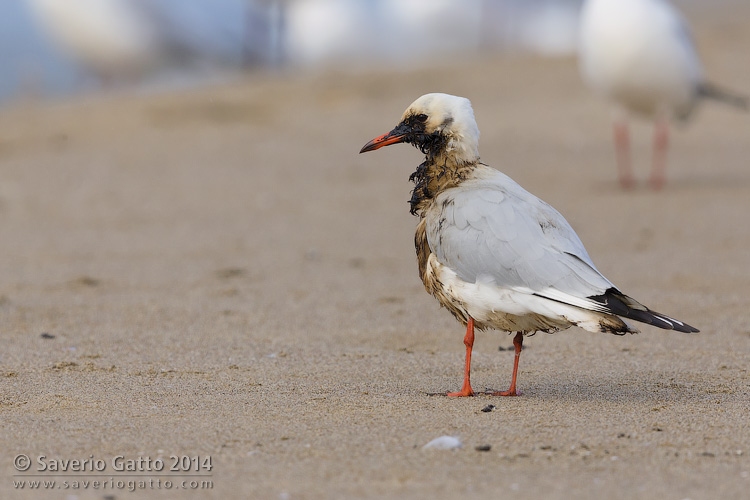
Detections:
[670, 321, 700, 334]
[657, 316, 700, 334]
[698, 83, 749, 111]
[589, 288, 699, 334]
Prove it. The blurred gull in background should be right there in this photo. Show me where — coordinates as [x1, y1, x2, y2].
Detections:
[579, 0, 748, 189]
[283, 0, 484, 68]
[282, 0, 381, 68]
[283, 0, 582, 68]
[26, 0, 252, 87]
[487, 0, 581, 57]
[3, 0, 587, 103]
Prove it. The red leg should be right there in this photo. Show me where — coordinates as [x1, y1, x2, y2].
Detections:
[650, 120, 669, 190]
[447, 317, 475, 397]
[490, 332, 524, 396]
[613, 121, 635, 189]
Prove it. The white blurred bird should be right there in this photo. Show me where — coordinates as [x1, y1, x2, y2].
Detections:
[26, 0, 245, 84]
[283, 0, 484, 67]
[360, 93, 698, 397]
[579, 0, 747, 189]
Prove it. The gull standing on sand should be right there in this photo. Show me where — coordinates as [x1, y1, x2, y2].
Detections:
[360, 93, 698, 397]
[579, 0, 747, 189]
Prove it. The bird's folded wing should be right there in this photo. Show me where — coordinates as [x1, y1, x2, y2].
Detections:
[426, 175, 615, 313]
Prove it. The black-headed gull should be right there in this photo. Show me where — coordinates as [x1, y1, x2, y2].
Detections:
[360, 93, 698, 397]
[579, 0, 747, 189]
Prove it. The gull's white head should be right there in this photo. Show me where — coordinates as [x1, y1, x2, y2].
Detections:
[360, 93, 480, 164]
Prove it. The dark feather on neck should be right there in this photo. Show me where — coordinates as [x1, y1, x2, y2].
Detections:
[406, 131, 448, 216]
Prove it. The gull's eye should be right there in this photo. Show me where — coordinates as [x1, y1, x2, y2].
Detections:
[415, 113, 428, 123]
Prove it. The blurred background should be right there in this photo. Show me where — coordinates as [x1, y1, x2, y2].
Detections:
[1, 0, 743, 104]
[0, 0, 723, 104]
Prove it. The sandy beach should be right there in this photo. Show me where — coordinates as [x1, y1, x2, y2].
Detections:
[1, 4, 749, 499]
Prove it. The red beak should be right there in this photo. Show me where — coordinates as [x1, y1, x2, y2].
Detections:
[359, 126, 410, 153]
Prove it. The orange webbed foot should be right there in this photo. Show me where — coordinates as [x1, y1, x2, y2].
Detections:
[486, 389, 521, 397]
[447, 386, 475, 397]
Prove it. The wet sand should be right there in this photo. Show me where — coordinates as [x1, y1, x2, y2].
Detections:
[1, 5, 749, 499]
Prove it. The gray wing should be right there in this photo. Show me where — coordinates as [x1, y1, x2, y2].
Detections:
[425, 172, 615, 312]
